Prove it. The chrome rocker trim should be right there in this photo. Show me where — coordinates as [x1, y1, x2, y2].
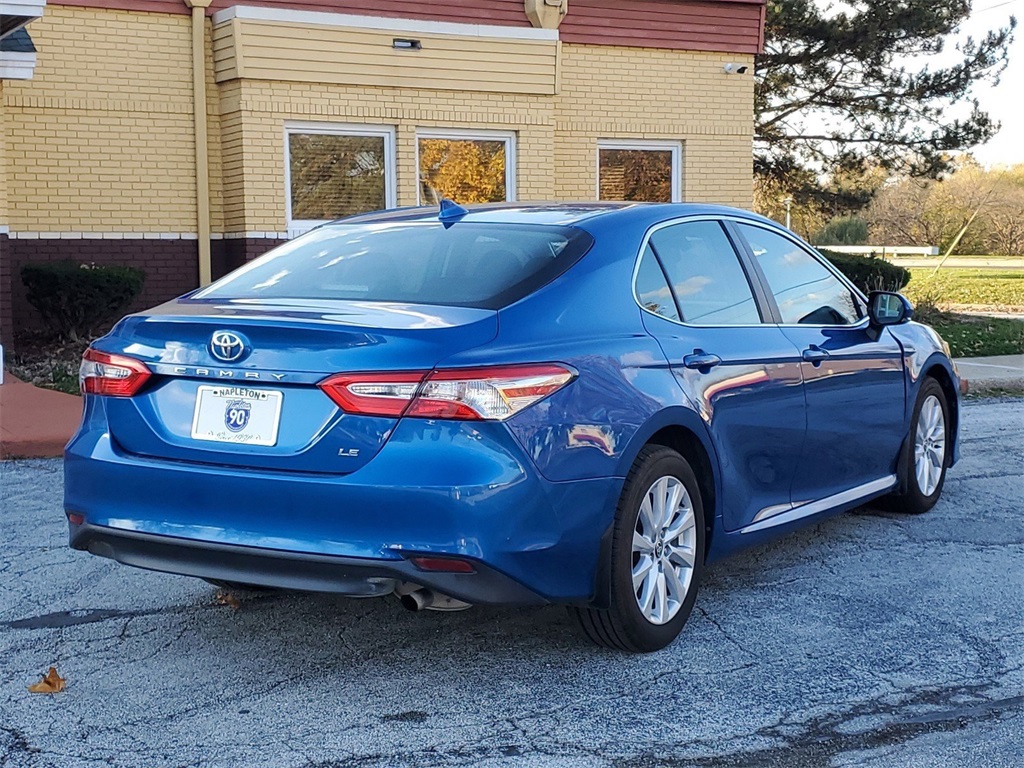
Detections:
[741, 475, 898, 535]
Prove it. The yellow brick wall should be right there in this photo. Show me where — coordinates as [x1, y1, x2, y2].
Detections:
[1, 80, 7, 230]
[2, 6, 754, 237]
[555, 44, 755, 207]
[221, 80, 556, 231]
[3, 6, 199, 232]
[224, 43, 753, 231]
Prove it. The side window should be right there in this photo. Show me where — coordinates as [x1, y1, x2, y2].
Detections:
[648, 221, 762, 325]
[635, 245, 680, 321]
[737, 224, 863, 326]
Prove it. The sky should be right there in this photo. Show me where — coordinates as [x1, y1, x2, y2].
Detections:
[927, 0, 1023, 166]
[809, 1, 1023, 167]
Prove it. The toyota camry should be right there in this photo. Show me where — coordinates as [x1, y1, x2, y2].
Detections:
[65, 202, 961, 652]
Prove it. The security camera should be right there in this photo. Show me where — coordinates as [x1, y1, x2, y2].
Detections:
[723, 63, 749, 75]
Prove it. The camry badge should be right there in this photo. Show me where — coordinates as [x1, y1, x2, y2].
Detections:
[209, 331, 248, 363]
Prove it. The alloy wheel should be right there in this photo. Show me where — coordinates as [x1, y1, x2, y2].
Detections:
[631, 476, 697, 625]
[914, 394, 946, 496]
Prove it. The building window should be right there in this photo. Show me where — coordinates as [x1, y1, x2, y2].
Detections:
[285, 122, 396, 234]
[417, 129, 516, 206]
[597, 141, 682, 203]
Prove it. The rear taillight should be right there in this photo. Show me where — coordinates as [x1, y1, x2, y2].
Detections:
[318, 371, 428, 418]
[318, 363, 575, 421]
[408, 364, 575, 420]
[79, 349, 152, 396]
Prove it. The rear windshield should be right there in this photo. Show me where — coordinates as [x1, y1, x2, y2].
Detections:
[196, 222, 594, 309]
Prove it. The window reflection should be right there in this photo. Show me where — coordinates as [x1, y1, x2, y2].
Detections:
[650, 221, 761, 325]
[737, 224, 862, 326]
[635, 245, 679, 321]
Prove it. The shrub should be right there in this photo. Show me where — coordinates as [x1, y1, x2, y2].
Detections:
[818, 249, 911, 294]
[813, 215, 869, 246]
[21, 261, 145, 341]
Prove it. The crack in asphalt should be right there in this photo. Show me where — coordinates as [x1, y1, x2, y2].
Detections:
[273, 680, 1024, 768]
[630, 682, 1024, 768]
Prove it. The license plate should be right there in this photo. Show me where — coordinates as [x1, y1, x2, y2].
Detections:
[190, 386, 283, 447]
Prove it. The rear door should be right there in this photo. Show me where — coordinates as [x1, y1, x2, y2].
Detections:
[635, 219, 807, 532]
[731, 222, 906, 503]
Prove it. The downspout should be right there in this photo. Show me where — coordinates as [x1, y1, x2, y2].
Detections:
[186, 0, 212, 285]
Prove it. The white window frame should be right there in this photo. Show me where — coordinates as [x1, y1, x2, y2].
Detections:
[415, 128, 517, 206]
[596, 140, 683, 204]
[284, 121, 396, 237]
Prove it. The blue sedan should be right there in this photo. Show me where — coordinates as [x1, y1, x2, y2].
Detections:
[65, 202, 960, 652]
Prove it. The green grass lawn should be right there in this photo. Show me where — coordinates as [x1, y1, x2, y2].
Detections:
[904, 268, 1024, 309]
[914, 309, 1024, 358]
[900, 268, 1024, 357]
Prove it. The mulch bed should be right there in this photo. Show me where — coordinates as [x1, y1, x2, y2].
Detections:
[6, 332, 90, 394]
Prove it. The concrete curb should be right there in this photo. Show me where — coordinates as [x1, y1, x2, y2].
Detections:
[955, 355, 1024, 395]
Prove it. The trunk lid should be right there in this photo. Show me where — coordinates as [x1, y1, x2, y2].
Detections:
[95, 297, 497, 473]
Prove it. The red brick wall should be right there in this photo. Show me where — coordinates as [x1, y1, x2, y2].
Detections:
[211, 238, 280, 281]
[0, 234, 12, 348]
[2, 239, 199, 345]
[0, 237, 289, 346]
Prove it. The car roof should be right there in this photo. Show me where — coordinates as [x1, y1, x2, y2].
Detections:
[326, 202, 782, 230]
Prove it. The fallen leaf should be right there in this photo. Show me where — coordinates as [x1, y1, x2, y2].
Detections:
[28, 667, 66, 694]
[214, 591, 241, 610]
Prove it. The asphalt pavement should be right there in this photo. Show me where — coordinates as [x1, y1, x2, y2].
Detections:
[1, 399, 1022, 768]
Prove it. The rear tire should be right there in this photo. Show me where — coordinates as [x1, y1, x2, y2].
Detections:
[887, 378, 950, 515]
[571, 446, 705, 653]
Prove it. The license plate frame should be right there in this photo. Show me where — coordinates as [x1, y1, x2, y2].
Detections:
[190, 385, 284, 447]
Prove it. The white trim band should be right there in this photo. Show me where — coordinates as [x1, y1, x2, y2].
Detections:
[8, 231, 199, 240]
[211, 5, 559, 41]
[6, 231, 294, 240]
[1, 2, 46, 17]
[0, 50, 37, 80]
[221, 232, 291, 240]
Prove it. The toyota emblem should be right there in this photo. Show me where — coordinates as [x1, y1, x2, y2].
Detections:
[209, 331, 248, 363]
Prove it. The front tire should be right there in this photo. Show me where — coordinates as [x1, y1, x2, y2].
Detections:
[571, 446, 705, 652]
[889, 378, 950, 514]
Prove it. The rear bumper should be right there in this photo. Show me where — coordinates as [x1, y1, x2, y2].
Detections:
[64, 413, 621, 604]
[69, 522, 545, 605]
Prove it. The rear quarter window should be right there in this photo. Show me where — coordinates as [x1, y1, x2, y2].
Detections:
[196, 222, 594, 309]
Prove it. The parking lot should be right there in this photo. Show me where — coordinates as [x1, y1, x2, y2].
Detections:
[1, 399, 1022, 768]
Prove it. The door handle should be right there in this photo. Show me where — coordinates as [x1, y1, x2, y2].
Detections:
[683, 351, 722, 371]
[802, 346, 830, 364]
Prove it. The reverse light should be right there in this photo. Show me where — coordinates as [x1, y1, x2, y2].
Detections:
[318, 364, 575, 421]
[79, 349, 152, 396]
[408, 364, 575, 420]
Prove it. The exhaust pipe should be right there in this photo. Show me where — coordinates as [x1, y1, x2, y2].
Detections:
[400, 588, 435, 612]
[395, 583, 472, 611]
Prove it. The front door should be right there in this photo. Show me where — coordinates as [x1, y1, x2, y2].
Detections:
[732, 222, 906, 504]
[634, 219, 807, 532]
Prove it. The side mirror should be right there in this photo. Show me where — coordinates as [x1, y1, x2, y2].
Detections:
[868, 291, 914, 327]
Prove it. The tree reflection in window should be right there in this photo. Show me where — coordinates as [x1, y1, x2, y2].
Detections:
[599, 149, 673, 203]
[419, 138, 507, 205]
[289, 133, 387, 220]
